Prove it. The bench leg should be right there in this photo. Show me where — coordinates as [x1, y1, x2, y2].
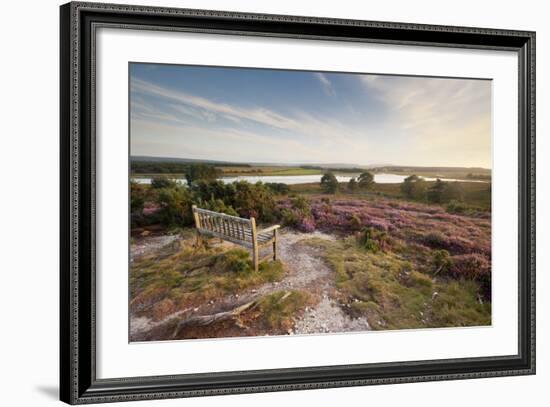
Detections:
[251, 218, 259, 272]
[273, 229, 278, 261]
[252, 243, 259, 273]
[194, 232, 204, 248]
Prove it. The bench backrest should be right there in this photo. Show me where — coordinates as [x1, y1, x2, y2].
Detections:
[192, 205, 256, 247]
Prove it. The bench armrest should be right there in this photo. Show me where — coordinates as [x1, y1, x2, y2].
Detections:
[258, 224, 281, 234]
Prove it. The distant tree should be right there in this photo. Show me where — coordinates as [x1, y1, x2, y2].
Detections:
[357, 171, 375, 190]
[185, 164, 220, 185]
[320, 172, 339, 194]
[150, 175, 177, 189]
[348, 177, 358, 193]
[265, 182, 290, 195]
[400, 174, 427, 200]
[427, 178, 446, 203]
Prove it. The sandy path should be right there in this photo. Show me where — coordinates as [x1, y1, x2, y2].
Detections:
[277, 232, 370, 334]
[130, 229, 370, 337]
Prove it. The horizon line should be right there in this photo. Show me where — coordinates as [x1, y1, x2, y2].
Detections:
[130, 155, 492, 170]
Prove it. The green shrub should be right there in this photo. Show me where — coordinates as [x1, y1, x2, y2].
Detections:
[348, 178, 358, 192]
[357, 171, 375, 190]
[349, 214, 362, 230]
[356, 227, 391, 253]
[446, 200, 468, 214]
[432, 249, 453, 274]
[233, 181, 277, 222]
[320, 172, 338, 194]
[281, 208, 300, 227]
[185, 164, 220, 185]
[130, 181, 147, 213]
[151, 175, 178, 189]
[155, 185, 194, 227]
[216, 249, 253, 275]
[202, 198, 238, 217]
[290, 195, 310, 213]
[427, 179, 446, 203]
[191, 180, 236, 204]
[265, 183, 290, 195]
[422, 231, 448, 249]
[400, 174, 427, 200]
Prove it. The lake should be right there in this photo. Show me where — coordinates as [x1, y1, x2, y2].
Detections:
[132, 173, 487, 185]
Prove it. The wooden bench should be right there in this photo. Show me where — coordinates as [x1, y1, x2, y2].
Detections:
[192, 205, 280, 272]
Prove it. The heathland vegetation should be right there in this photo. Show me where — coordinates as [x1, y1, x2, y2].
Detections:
[130, 161, 491, 340]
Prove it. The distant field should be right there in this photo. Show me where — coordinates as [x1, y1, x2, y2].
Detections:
[219, 166, 322, 176]
[132, 166, 360, 177]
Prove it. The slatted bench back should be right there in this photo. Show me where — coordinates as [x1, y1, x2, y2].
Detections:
[192, 206, 254, 248]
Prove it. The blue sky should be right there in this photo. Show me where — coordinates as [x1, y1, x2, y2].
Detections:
[130, 63, 492, 168]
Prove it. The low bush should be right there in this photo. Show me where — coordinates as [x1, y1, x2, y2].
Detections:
[155, 185, 195, 227]
[215, 249, 253, 275]
[450, 253, 491, 281]
[280, 208, 300, 227]
[233, 181, 277, 222]
[201, 198, 238, 217]
[357, 227, 391, 253]
[151, 175, 178, 189]
[446, 199, 469, 214]
[432, 249, 453, 275]
[191, 180, 236, 204]
[265, 182, 290, 195]
[422, 231, 449, 249]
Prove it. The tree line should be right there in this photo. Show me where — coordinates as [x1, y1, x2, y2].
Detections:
[319, 171, 465, 204]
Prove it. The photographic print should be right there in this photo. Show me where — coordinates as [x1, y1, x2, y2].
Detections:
[129, 63, 492, 342]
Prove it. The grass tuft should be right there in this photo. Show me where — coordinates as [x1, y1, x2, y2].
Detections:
[130, 240, 285, 320]
[255, 290, 314, 331]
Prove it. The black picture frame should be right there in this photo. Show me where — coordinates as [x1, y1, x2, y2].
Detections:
[60, 1, 536, 404]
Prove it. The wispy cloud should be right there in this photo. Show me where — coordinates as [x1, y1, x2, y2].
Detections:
[131, 78, 298, 130]
[130, 76, 367, 149]
[315, 73, 335, 96]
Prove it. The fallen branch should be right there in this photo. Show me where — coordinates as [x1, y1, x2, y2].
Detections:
[170, 290, 294, 338]
[171, 299, 259, 338]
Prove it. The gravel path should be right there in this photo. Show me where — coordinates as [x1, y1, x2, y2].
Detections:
[276, 231, 370, 334]
[294, 296, 370, 334]
[130, 229, 370, 337]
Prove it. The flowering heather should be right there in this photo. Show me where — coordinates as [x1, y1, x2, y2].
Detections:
[277, 196, 491, 265]
[450, 253, 491, 280]
[299, 217, 316, 233]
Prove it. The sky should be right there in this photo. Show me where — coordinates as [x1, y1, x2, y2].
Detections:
[130, 63, 492, 168]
